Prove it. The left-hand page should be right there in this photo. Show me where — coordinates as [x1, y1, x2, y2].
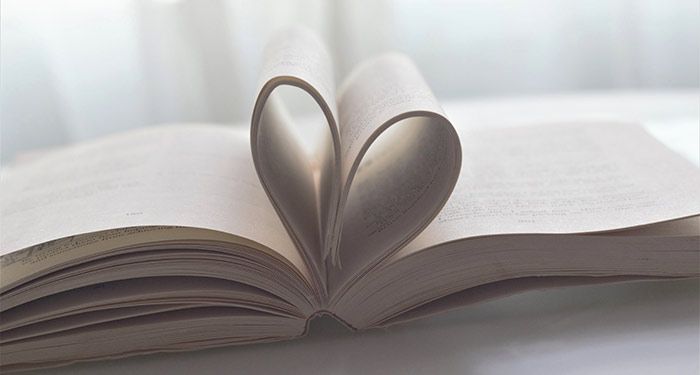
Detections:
[0, 125, 306, 286]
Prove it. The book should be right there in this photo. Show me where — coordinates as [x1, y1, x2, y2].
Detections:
[1, 27, 699, 372]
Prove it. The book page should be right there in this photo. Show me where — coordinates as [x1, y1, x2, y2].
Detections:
[328, 54, 462, 293]
[0, 125, 306, 284]
[250, 27, 341, 285]
[398, 122, 700, 256]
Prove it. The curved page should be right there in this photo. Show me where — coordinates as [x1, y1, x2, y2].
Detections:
[250, 27, 341, 291]
[328, 54, 462, 294]
[0, 125, 307, 289]
[399, 122, 700, 256]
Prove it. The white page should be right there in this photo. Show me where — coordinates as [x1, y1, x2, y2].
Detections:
[328, 54, 461, 281]
[250, 27, 341, 280]
[399, 122, 700, 256]
[0, 125, 306, 280]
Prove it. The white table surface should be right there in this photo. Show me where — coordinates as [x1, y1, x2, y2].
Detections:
[36, 90, 700, 375]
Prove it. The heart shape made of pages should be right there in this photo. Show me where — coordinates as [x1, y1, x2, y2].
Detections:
[250, 28, 461, 295]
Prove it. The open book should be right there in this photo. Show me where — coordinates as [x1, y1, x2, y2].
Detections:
[1, 28, 699, 371]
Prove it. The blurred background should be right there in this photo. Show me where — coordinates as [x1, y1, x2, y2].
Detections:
[1, 0, 699, 162]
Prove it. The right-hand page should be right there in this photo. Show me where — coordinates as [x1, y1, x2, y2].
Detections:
[401, 122, 700, 255]
[328, 54, 461, 294]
